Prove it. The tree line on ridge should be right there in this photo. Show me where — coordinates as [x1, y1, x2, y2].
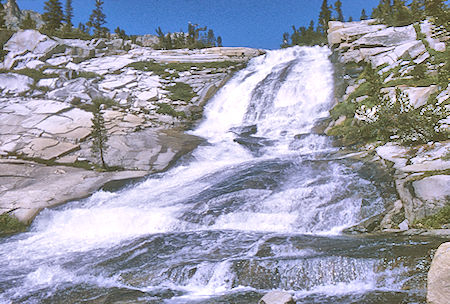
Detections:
[0, 0, 223, 49]
[281, 0, 449, 48]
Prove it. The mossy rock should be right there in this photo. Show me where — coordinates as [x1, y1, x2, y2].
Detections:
[412, 205, 450, 229]
[0, 212, 27, 236]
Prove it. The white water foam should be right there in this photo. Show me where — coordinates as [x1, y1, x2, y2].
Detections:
[0, 46, 392, 301]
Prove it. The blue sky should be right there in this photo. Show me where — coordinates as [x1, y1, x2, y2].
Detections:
[17, 0, 384, 49]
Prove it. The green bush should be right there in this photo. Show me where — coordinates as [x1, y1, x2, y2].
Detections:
[0, 29, 14, 61]
[359, 89, 448, 145]
[127, 60, 238, 79]
[410, 64, 427, 80]
[330, 100, 357, 120]
[331, 88, 449, 146]
[0, 213, 27, 235]
[166, 82, 196, 102]
[156, 102, 186, 118]
[74, 71, 102, 79]
[0, 68, 58, 82]
[385, 77, 437, 87]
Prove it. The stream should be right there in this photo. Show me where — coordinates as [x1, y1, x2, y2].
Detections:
[0, 46, 445, 304]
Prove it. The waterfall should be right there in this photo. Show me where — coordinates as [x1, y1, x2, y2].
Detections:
[0, 46, 433, 304]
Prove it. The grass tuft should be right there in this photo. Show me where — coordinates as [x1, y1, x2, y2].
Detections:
[412, 205, 450, 229]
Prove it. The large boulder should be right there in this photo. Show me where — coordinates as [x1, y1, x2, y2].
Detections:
[259, 291, 295, 304]
[0, 73, 33, 94]
[2, 30, 63, 69]
[413, 175, 450, 211]
[427, 242, 450, 304]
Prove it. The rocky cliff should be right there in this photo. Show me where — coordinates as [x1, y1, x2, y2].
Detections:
[3, 0, 44, 30]
[326, 19, 449, 233]
[0, 29, 264, 229]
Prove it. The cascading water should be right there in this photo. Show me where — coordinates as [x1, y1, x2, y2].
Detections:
[0, 46, 444, 303]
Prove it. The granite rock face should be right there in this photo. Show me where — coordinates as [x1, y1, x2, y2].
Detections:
[0, 30, 264, 225]
[327, 18, 449, 232]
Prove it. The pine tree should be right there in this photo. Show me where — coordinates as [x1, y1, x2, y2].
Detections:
[409, 0, 425, 22]
[281, 32, 290, 48]
[0, 0, 5, 29]
[43, 0, 64, 33]
[114, 26, 127, 39]
[392, 0, 412, 26]
[87, 0, 107, 37]
[206, 29, 215, 47]
[334, 0, 344, 22]
[20, 12, 37, 29]
[64, 0, 73, 30]
[91, 101, 108, 169]
[318, 0, 332, 35]
[425, 0, 449, 26]
[360, 9, 368, 20]
[348, 16, 353, 22]
[372, 0, 392, 23]
[216, 36, 222, 47]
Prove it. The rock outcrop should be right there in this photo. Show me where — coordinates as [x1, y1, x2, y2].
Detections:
[0, 29, 264, 228]
[427, 242, 450, 304]
[327, 19, 449, 232]
[3, 0, 44, 30]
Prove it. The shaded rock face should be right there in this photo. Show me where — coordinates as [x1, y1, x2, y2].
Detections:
[0, 30, 263, 226]
[427, 242, 450, 304]
[374, 142, 450, 227]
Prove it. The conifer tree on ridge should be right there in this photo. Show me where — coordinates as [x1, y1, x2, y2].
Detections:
[42, 0, 64, 33]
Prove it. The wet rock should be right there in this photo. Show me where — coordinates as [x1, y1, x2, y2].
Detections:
[427, 242, 450, 304]
[234, 136, 274, 155]
[230, 125, 258, 136]
[380, 200, 405, 230]
[259, 291, 295, 304]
